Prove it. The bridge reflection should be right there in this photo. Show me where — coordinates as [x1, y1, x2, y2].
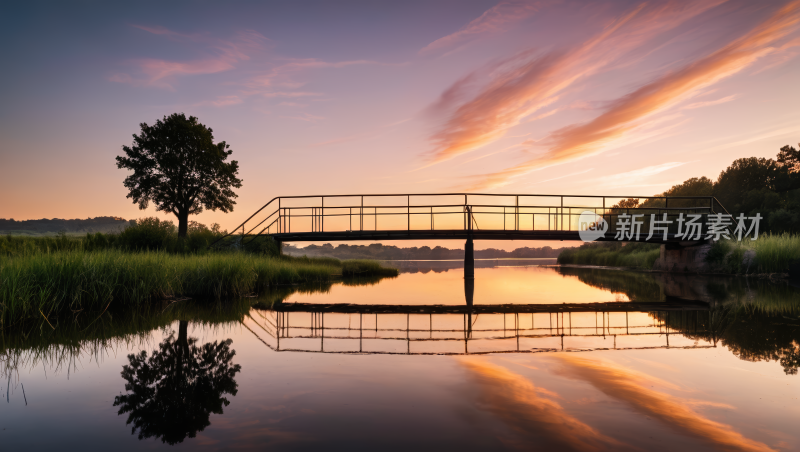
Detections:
[243, 301, 715, 355]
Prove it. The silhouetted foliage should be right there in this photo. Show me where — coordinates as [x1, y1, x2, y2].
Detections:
[118, 217, 177, 251]
[777, 143, 800, 173]
[600, 143, 800, 235]
[283, 242, 566, 260]
[714, 157, 782, 211]
[639, 177, 714, 209]
[116, 113, 242, 237]
[113, 321, 241, 445]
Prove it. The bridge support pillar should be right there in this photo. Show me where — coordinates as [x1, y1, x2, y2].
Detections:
[464, 277, 474, 307]
[653, 241, 714, 273]
[464, 237, 475, 279]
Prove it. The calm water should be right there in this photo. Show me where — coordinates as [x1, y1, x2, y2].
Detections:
[2, 263, 799, 451]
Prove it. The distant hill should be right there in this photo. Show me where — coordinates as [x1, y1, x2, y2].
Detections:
[284, 243, 569, 260]
[0, 217, 132, 235]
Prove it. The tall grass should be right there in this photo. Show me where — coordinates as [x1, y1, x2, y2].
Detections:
[557, 242, 660, 269]
[749, 233, 800, 273]
[559, 234, 800, 274]
[705, 233, 800, 274]
[0, 250, 398, 326]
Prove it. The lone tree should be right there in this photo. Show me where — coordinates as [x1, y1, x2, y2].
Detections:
[116, 113, 242, 237]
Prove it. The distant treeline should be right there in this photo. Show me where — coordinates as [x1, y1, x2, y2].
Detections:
[610, 142, 800, 233]
[0, 217, 252, 256]
[0, 216, 131, 235]
[284, 243, 567, 260]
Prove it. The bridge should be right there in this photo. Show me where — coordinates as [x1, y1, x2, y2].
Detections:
[219, 193, 730, 276]
[241, 301, 717, 356]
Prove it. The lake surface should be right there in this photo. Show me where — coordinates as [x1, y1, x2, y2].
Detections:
[2, 263, 799, 451]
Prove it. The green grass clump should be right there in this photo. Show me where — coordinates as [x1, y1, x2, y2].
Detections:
[0, 250, 397, 326]
[705, 233, 800, 274]
[749, 233, 800, 273]
[560, 234, 800, 274]
[557, 242, 660, 269]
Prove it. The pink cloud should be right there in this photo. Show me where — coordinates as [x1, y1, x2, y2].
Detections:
[420, 1, 543, 56]
[467, 1, 800, 189]
[426, 0, 727, 167]
[110, 26, 268, 89]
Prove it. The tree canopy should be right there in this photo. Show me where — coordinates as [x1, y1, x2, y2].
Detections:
[116, 113, 242, 237]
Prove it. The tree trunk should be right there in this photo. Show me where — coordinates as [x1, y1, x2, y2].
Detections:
[178, 211, 189, 237]
[178, 320, 189, 347]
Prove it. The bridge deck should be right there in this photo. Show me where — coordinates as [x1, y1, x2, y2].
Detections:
[219, 193, 729, 245]
[269, 300, 711, 314]
[267, 230, 703, 242]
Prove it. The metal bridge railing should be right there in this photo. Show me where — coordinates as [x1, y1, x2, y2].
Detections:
[242, 308, 715, 355]
[214, 193, 727, 244]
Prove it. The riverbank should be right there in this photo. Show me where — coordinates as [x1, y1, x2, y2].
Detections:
[0, 249, 397, 327]
[557, 234, 800, 275]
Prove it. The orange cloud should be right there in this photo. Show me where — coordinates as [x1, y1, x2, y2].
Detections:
[554, 355, 776, 452]
[419, 0, 542, 56]
[459, 358, 626, 451]
[468, 1, 800, 189]
[426, 0, 727, 167]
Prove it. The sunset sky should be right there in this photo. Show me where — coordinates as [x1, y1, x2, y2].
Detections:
[1, 0, 799, 249]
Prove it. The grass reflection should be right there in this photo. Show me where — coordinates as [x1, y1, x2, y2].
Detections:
[558, 267, 800, 375]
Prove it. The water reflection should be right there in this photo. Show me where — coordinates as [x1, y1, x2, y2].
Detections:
[384, 258, 557, 273]
[0, 266, 797, 450]
[551, 355, 775, 452]
[557, 267, 800, 374]
[247, 303, 714, 355]
[459, 358, 622, 451]
[113, 320, 242, 445]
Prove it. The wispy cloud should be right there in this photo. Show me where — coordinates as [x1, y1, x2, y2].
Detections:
[697, 119, 800, 154]
[419, 0, 542, 56]
[193, 95, 243, 107]
[683, 94, 738, 109]
[278, 101, 307, 107]
[554, 356, 776, 452]
[593, 162, 686, 188]
[426, 0, 726, 167]
[242, 58, 375, 99]
[281, 112, 325, 123]
[530, 168, 594, 185]
[466, 1, 800, 189]
[110, 27, 268, 89]
[459, 358, 626, 451]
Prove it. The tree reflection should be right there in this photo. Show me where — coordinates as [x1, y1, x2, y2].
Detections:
[113, 320, 242, 444]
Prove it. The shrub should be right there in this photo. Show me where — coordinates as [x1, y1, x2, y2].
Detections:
[118, 217, 177, 251]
